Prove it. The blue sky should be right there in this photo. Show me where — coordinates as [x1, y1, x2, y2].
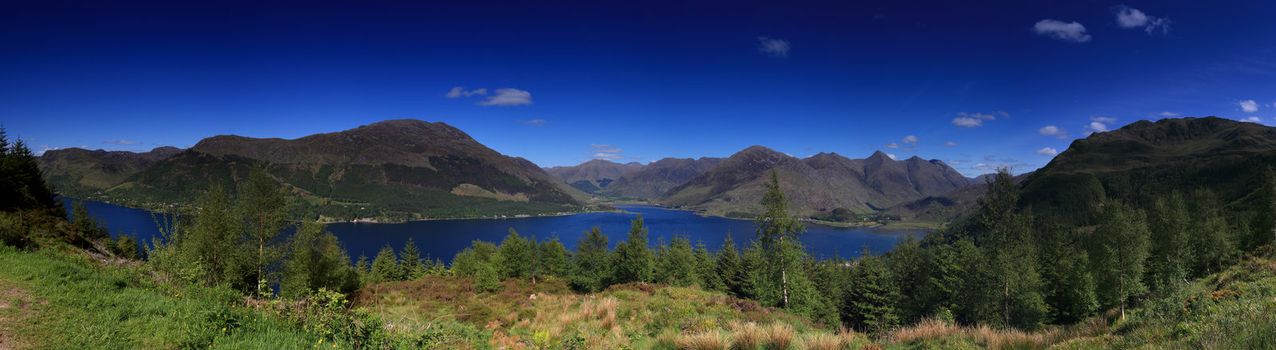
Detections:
[2, 0, 1274, 176]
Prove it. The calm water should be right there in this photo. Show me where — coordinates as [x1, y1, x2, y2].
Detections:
[65, 199, 925, 263]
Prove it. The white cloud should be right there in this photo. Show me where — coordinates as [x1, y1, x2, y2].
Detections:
[1160, 111, 1180, 117]
[445, 86, 487, 98]
[590, 144, 623, 160]
[1240, 99, 1259, 113]
[103, 139, 141, 145]
[1033, 19, 1091, 43]
[757, 36, 790, 58]
[951, 112, 997, 128]
[1243, 116, 1262, 123]
[944, 141, 958, 147]
[521, 118, 547, 126]
[886, 153, 897, 160]
[1036, 147, 1059, 156]
[1115, 6, 1171, 35]
[1091, 116, 1117, 123]
[1038, 125, 1069, 139]
[1086, 121, 1109, 134]
[902, 135, 919, 145]
[479, 88, 533, 106]
[884, 142, 899, 149]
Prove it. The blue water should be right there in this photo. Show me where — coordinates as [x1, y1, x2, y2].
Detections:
[65, 199, 925, 263]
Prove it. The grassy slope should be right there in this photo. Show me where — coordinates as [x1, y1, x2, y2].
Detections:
[0, 245, 324, 349]
[1, 239, 1272, 349]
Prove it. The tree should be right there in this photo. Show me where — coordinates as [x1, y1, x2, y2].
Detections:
[1089, 201, 1150, 319]
[0, 133, 58, 214]
[1188, 190, 1237, 277]
[497, 228, 535, 280]
[281, 221, 359, 297]
[611, 216, 654, 284]
[537, 237, 571, 279]
[369, 244, 402, 283]
[180, 185, 249, 289]
[973, 170, 1047, 329]
[655, 236, 699, 287]
[400, 237, 424, 280]
[571, 227, 610, 292]
[70, 201, 109, 242]
[238, 166, 290, 295]
[952, 238, 996, 325]
[1038, 223, 1097, 324]
[842, 252, 901, 334]
[693, 241, 722, 291]
[355, 254, 371, 282]
[716, 234, 745, 296]
[451, 240, 502, 292]
[1145, 193, 1190, 294]
[755, 170, 805, 308]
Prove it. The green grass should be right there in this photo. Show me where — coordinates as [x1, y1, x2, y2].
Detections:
[0, 245, 322, 349]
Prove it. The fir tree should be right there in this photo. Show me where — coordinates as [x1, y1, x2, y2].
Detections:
[238, 166, 290, 295]
[655, 236, 698, 287]
[571, 227, 611, 292]
[755, 170, 805, 308]
[497, 228, 535, 280]
[611, 216, 654, 284]
[1145, 193, 1190, 294]
[369, 244, 402, 283]
[693, 241, 722, 291]
[716, 234, 745, 296]
[400, 237, 424, 280]
[1188, 190, 1238, 277]
[842, 251, 901, 335]
[537, 237, 571, 279]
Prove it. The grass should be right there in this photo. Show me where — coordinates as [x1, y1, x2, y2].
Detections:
[0, 244, 325, 349]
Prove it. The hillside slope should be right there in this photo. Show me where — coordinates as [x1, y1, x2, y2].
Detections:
[39, 120, 586, 220]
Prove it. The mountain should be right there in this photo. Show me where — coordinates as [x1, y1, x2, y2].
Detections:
[599, 157, 723, 199]
[40, 120, 585, 220]
[1018, 116, 1276, 223]
[40, 146, 183, 195]
[661, 146, 972, 217]
[544, 159, 645, 193]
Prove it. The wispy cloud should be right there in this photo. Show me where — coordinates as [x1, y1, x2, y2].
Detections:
[1115, 5, 1171, 35]
[944, 141, 958, 147]
[951, 112, 998, 128]
[1033, 19, 1091, 43]
[479, 88, 533, 106]
[445, 86, 487, 98]
[1036, 147, 1059, 156]
[1160, 111, 1181, 117]
[902, 135, 919, 145]
[103, 139, 141, 145]
[590, 144, 623, 161]
[1240, 99, 1259, 113]
[757, 36, 790, 58]
[1243, 116, 1262, 123]
[884, 142, 899, 149]
[1038, 125, 1070, 139]
[521, 118, 547, 126]
[1085, 116, 1115, 135]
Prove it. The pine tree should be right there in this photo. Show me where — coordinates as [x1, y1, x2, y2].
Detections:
[655, 236, 699, 286]
[400, 237, 424, 280]
[693, 241, 722, 291]
[953, 238, 997, 325]
[1089, 201, 1150, 320]
[537, 237, 571, 279]
[571, 227, 611, 292]
[355, 254, 371, 282]
[611, 216, 654, 284]
[716, 234, 745, 296]
[369, 244, 402, 283]
[1038, 223, 1097, 324]
[842, 251, 901, 335]
[974, 170, 1047, 329]
[70, 201, 109, 242]
[497, 228, 535, 280]
[1145, 193, 1190, 294]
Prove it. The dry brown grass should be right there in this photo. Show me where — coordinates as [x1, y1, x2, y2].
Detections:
[886, 317, 1081, 350]
[762, 323, 795, 349]
[797, 332, 844, 350]
[677, 331, 733, 350]
[730, 322, 765, 350]
[887, 318, 961, 344]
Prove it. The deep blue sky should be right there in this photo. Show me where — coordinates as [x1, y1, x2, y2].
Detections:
[3, 0, 1274, 176]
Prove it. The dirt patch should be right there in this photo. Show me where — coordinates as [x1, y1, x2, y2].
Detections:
[0, 284, 39, 350]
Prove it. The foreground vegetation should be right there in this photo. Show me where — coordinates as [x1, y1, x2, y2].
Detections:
[3, 127, 1276, 348]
